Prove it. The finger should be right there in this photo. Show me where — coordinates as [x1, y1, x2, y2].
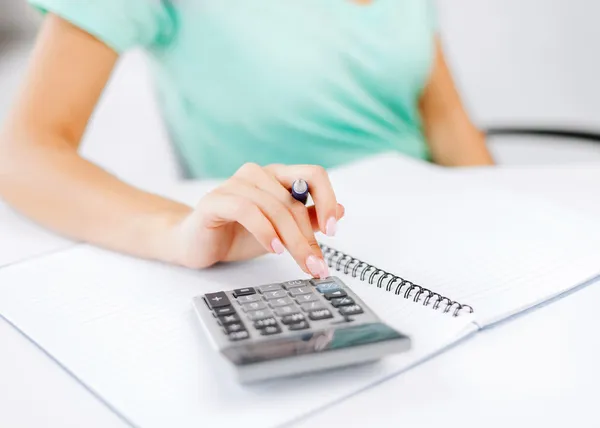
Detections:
[265, 164, 339, 237]
[235, 162, 322, 258]
[221, 178, 329, 278]
[308, 203, 345, 231]
[202, 192, 282, 256]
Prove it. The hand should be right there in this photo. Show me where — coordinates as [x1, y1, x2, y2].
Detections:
[168, 163, 344, 278]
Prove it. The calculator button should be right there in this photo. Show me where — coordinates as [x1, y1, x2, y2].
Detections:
[218, 314, 241, 325]
[281, 313, 306, 325]
[295, 293, 319, 304]
[273, 306, 300, 317]
[241, 301, 267, 312]
[205, 292, 231, 309]
[315, 282, 341, 294]
[228, 331, 250, 341]
[339, 304, 364, 316]
[330, 297, 355, 307]
[233, 287, 256, 297]
[263, 290, 288, 300]
[324, 289, 347, 300]
[225, 323, 245, 333]
[260, 325, 282, 336]
[308, 309, 334, 320]
[300, 301, 325, 312]
[253, 317, 278, 329]
[269, 297, 294, 308]
[213, 306, 236, 316]
[288, 321, 310, 331]
[246, 309, 273, 321]
[282, 280, 309, 289]
[236, 294, 262, 304]
[257, 284, 283, 293]
[288, 287, 312, 297]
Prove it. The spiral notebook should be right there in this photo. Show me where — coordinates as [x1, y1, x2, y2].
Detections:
[1, 154, 600, 428]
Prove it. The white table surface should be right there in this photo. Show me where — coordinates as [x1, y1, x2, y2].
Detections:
[1, 164, 599, 428]
[293, 276, 600, 428]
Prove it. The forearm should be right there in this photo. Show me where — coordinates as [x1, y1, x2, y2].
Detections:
[0, 131, 192, 263]
[423, 114, 494, 167]
[419, 37, 495, 167]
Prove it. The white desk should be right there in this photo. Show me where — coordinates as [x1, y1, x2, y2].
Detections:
[1, 164, 599, 428]
[294, 275, 600, 428]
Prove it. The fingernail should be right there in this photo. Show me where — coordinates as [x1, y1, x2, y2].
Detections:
[325, 217, 337, 237]
[306, 255, 327, 278]
[271, 238, 285, 255]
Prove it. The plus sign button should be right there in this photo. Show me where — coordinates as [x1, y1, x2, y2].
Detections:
[204, 292, 231, 309]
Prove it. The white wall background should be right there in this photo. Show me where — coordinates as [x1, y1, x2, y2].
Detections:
[437, 0, 600, 132]
[0, 0, 39, 35]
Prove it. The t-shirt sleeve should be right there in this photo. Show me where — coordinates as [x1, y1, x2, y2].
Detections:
[29, 0, 175, 53]
[429, 1, 439, 31]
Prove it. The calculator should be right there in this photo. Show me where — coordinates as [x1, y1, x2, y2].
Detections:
[192, 276, 411, 383]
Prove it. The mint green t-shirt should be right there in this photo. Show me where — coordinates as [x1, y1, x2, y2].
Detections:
[31, 0, 437, 178]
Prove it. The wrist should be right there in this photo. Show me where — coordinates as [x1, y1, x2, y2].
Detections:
[144, 205, 193, 266]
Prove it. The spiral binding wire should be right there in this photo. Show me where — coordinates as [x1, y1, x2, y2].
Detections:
[320, 244, 474, 317]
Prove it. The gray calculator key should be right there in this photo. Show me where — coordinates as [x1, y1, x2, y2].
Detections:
[288, 321, 310, 331]
[263, 290, 288, 300]
[281, 313, 305, 324]
[241, 301, 267, 312]
[246, 309, 273, 321]
[233, 287, 256, 297]
[308, 309, 333, 320]
[213, 306, 236, 317]
[339, 304, 364, 316]
[225, 323, 245, 333]
[273, 305, 300, 317]
[282, 280, 309, 289]
[331, 296, 355, 307]
[228, 330, 249, 341]
[300, 301, 325, 312]
[253, 317, 278, 329]
[269, 297, 294, 308]
[205, 292, 230, 309]
[288, 287, 312, 297]
[236, 294, 262, 304]
[324, 289, 347, 300]
[295, 293, 319, 304]
[260, 325, 282, 336]
[218, 314, 241, 325]
[257, 284, 283, 293]
[315, 282, 341, 294]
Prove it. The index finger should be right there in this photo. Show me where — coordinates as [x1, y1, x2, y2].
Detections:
[265, 164, 340, 237]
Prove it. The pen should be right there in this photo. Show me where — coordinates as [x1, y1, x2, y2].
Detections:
[291, 179, 309, 205]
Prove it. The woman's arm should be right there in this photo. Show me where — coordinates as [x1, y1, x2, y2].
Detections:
[0, 15, 339, 278]
[419, 37, 495, 166]
[0, 15, 192, 262]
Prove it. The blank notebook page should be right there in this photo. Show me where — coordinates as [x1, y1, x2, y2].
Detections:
[322, 154, 600, 326]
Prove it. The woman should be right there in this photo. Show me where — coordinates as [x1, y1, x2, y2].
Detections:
[0, 0, 493, 279]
